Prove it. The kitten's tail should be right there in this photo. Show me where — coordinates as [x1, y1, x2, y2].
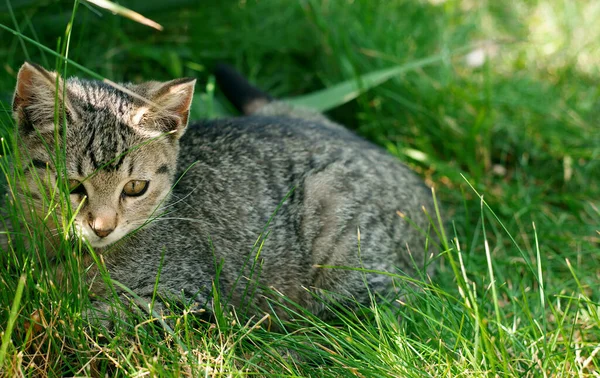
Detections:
[214, 63, 272, 115]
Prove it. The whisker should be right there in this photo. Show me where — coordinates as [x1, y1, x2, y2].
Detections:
[142, 217, 205, 224]
[159, 186, 201, 212]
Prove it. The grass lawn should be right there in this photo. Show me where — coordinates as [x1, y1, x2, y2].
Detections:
[0, 0, 599, 376]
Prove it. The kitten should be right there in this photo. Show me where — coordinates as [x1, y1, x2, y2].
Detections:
[6, 62, 437, 324]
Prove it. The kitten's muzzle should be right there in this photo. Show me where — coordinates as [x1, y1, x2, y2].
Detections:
[88, 217, 116, 238]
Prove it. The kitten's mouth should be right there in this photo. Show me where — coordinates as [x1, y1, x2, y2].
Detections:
[74, 223, 126, 248]
[88, 236, 119, 248]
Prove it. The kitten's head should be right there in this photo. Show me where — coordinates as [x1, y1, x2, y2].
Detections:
[12, 62, 195, 249]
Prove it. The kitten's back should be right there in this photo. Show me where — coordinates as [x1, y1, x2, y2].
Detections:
[165, 108, 435, 313]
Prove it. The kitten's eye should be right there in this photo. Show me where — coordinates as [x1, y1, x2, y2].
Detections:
[69, 179, 86, 196]
[122, 180, 149, 197]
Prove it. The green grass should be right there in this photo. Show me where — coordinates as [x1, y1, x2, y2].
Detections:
[1, 0, 600, 376]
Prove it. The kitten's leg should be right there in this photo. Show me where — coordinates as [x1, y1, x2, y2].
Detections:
[85, 292, 178, 332]
[85, 275, 212, 332]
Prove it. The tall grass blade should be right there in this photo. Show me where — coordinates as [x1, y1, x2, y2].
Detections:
[480, 195, 508, 374]
[286, 45, 475, 112]
[5, 0, 30, 60]
[83, 0, 163, 31]
[0, 23, 103, 80]
[0, 274, 26, 368]
[286, 59, 432, 112]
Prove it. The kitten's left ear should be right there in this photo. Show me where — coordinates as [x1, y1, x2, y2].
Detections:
[134, 78, 196, 139]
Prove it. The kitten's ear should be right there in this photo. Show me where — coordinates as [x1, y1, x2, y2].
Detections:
[12, 62, 76, 134]
[134, 78, 196, 139]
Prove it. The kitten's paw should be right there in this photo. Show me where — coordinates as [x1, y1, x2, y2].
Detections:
[84, 297, 172, 334]
[84, 301, 126, 333]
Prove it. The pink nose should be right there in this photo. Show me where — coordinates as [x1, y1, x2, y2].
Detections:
[88, 217, 115, 238]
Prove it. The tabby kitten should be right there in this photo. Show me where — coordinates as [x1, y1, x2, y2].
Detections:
[6, 62, 437, 324]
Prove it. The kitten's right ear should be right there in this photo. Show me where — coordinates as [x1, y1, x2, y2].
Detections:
[12, 62, 76, 134]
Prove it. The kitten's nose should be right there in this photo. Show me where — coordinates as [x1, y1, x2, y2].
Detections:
[89, 217, 115, 238]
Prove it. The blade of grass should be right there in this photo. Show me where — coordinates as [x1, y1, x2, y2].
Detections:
[286, 44, 481, 112]
[5, 0, 30, 61]
[460, 173, 537, 275]
[109, 279, 189, 354]
[481, 195, 508, 374]
[82, 0, 163, 31]
[0, 24, 160, 108]
[0, 22, 102, 80]
[0, 274, 26, 368]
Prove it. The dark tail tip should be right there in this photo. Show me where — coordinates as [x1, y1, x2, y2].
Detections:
[214, 63, 272, 115]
